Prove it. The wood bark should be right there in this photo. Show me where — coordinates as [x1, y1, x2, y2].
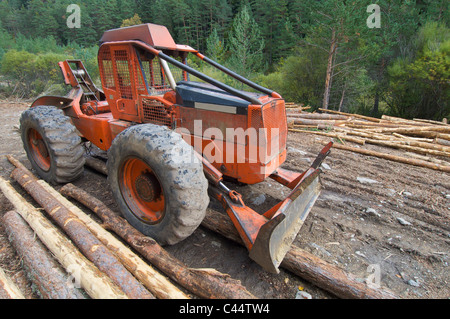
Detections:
[328, 143, 450, 173]
[435, 138, 450, 147]
[0, 266, 25, 299]
[367, 125, 450, 135]
[413, 118, 448, 126]
[59, 183, 256, 299]
[84, 156, 108, 175]
[201, 208, 398, 299]
[0, 176, 129, 299]
[3, 210, 86, 299]
[61, 150, 399, 299]
[364, 139, 450, 158]
[37, 180, 188, 299]
[288, 129, 365, 145]
[287, 118, 348, 127]
[286, 113, 349, 120]
[9, 166, 155, 299]
[318, 108, 381, 123]
[322, 28, 337, 110]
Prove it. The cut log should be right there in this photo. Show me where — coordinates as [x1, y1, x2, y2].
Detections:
[3, 210, 86, 299]
[435, 138, 450, 147]
[37, 180, 188, 299]
[201, 208, 398, 299]
[389, 138, 450, 153]
[0, 266, 25, 299]
[318, 108, 381, 123]
[59, 183, 256, 299]
[405, 152, 450, 167]
[367, 125, 450, 134]
[84, 156, 108, 175]
[334, 127, 398, 141]
[327, 143, 450, 173]
[392, 133, 434, 143]
[413, 118, 448, 126]
[0, 176, 128, 299]
[286, 113, 349, 120]
[9, 167, 155, 299]
[397, 131, 450, 141]
[289, 129, 365, 145]
[364, 139, 450, 158]
[380, 115, 430, 126]
[287, 118, 348, 127]
[54, 151, 399, 299]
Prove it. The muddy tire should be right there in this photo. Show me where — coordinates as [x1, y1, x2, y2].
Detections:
[107, 124, 209, 245]
[20, 105, 85, 184]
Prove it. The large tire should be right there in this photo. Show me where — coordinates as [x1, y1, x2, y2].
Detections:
[107, 124, 209, 245]
[20, 105, 85, 184]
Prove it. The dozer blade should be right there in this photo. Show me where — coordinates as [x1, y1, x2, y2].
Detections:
[208, 142, 332, 273]
[249, 169, 321, 273]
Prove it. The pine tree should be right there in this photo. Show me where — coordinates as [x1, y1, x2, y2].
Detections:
[226, 4, 264, 79]
[205, 27, 225, 62]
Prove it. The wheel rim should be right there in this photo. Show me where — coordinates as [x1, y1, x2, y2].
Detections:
[28, 128, 50, 171]
[119, 157, 165, 224]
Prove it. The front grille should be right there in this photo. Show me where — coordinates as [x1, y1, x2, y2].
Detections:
[142, 99, 172, 127]
[250, 100, 287, 150]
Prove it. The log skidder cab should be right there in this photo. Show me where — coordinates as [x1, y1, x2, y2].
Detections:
[20, 23, 332, 273]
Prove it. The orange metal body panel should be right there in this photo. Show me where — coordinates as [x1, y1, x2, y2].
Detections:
[39, 39, 290, 185]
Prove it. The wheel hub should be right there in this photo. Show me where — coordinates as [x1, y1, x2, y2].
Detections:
[135, 173, 161, 202]
[28, 128, 50, 171]
[35, 139, 49, 158]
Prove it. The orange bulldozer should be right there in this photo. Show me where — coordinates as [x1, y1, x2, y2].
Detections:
[20, 23, 332, 273]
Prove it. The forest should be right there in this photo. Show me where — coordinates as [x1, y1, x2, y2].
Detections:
[0, 0, 448, 120]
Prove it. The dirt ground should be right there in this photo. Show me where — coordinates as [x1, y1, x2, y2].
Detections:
[0, 100, 448, 299]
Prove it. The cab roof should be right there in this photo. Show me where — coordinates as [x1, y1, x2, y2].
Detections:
[99, 23, 196, 52]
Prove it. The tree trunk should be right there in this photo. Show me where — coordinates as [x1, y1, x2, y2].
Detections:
[319, 108, 381, 123]
[286, 113, 349, 120]
[0, 176, 129, 299]
[322, 28, 338, 110]
[84, 156, 108, 175]
[372, 91, 380, 117]
[328, 142, 450, 173]
[338, 81, 346, 112]
[38, 180, 189, 299]
[288, 129, 365, 145]
[57, 153, 400, 299]
[9, 167, 155, 299]
[59, 183, 256, 299]
[3, 210, 87, 299]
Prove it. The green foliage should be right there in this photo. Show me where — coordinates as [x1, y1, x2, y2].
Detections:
[226, 5, 265, 80]
[121, 13, 143, 28]
[386, 22, 449, 120]
[205, 28, 225, 63]
[0, 0, 447, 121]
[258, 46, 326, 107]
[0, 50, 72, 97]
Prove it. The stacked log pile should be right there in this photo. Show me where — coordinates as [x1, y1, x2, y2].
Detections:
[0, 155, 256, 299]
[286, 105, 450, 173]
[0, 154, 399, 299]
